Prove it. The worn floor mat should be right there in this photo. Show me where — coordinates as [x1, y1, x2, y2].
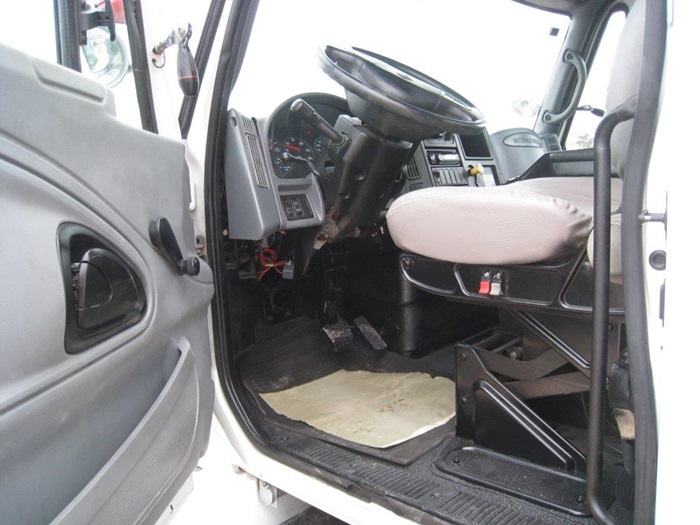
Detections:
[238, 318, 458, 464]
[260, 369, 455, 448]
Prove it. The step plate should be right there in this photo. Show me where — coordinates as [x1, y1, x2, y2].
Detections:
[438, 446, 590, 516]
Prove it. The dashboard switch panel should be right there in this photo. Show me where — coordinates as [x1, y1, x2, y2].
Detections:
[280, 195, 313, 220]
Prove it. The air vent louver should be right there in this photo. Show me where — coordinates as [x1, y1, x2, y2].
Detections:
[241, 116, 256, 134]
[404, 157, 421, 180]
[246, 134, 269, 188]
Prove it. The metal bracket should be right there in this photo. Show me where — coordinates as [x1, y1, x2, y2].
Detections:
[639, 209, 666, 225]
[257, 479, 279, 508]
[445, 346, 592, 515]
[79, 1, 115, 44]
[456, 347, 586, 472]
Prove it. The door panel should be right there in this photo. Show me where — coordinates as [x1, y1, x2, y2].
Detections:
[0, 44, 214, 525]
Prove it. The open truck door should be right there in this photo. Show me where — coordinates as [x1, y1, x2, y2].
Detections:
[0, 40, 214, 525]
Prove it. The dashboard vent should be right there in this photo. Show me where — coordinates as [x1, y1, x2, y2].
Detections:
[246, 134, 269, 188]
[241, 116, 256, 134]
[404, 157, 421, 180]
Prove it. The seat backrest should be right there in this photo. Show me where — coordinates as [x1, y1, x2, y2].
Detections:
[607, 0, 645, 178]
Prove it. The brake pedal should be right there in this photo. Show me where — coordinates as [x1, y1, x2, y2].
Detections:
[354, 316, 387, 351]
[322, 319, 353, 352]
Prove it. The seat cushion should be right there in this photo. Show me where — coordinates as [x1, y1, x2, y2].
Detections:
[386, 177, 622, 265]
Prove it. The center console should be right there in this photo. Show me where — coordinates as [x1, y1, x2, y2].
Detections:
[400, 130, 502, 197]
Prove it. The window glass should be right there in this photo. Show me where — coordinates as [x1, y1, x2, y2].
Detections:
[232, 0, 570, 132]
[82, 7, 142, 129]
[0, 1, 142, 128]
[566, 10, 626, 149]
[0, 4, 56, 62]
[0, 1, 210, 131]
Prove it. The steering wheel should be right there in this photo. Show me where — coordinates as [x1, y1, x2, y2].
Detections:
[319, 46, 485, 142]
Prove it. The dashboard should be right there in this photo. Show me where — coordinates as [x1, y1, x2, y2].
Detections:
[266, 94, 349, 179]
[223, 92, 564, 242]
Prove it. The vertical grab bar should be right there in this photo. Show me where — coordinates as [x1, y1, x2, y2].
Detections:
[588, 99, 635, 525]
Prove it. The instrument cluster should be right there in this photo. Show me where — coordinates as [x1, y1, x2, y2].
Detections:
[266, 94, 349, 179]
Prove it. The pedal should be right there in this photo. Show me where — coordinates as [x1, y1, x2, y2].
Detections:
[354, 316, 387, 351]
[322, 319, 354, 352]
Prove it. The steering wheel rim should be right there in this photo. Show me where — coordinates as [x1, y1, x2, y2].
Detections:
[319, 46, 485, 141]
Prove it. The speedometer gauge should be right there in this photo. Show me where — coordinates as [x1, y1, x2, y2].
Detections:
[269, 137, 317, 178]
[269, 139, 293, 176]
[283, 137, 315, 163]
[314, 137, 325, 155]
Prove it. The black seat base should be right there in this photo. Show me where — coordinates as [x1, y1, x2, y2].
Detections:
[399, 251, 625, 314]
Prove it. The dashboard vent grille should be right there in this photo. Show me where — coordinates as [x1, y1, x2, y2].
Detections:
[241, 116, 256, 134]
[246, 134, 269, 188]
[404, 157, 421, 180]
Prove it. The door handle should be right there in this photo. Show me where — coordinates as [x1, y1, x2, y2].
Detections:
[74, 248, 143, 331]
[59, 224, 147, 353]
[149, 217, 200, 276]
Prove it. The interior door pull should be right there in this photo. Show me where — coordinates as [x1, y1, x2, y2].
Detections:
[149, 217, 200, 276]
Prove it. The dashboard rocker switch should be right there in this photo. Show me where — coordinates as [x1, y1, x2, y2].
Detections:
[478, 271, 492, 295]
[490, 271, 503, 296]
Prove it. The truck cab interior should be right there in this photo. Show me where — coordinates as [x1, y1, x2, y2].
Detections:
[209, 0, 661, 523]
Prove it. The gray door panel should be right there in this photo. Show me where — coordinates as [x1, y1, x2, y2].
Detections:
[0, 44, 214, 525]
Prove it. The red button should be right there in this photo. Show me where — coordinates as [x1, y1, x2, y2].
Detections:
[478, 280, 491, 295]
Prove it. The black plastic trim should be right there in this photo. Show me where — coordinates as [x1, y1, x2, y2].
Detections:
[204, 0, 261, 437]
[123, 0, 158, 133]
[179, 0, 227, 139]
[58, 223, 146, 354]
[54, 0, 82, 71]
[399, 251, 625, 315]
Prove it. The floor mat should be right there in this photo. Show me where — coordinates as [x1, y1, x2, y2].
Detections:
[260, 369, 455, 448]
[239, 318, 460, 464]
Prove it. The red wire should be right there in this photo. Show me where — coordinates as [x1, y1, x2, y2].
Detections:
[256, 247, 287, 281]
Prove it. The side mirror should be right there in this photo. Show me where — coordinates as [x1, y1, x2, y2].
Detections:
[82, 27, 130, 87]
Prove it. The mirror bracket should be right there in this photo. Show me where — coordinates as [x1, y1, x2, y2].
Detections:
[79, 0, 116, 44]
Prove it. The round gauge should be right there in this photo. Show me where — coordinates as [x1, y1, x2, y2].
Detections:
[283, 137, 315, 163]
[268, 139, 293, 176]
[314, 137, 325, 156]
[268, 138, 281, 154]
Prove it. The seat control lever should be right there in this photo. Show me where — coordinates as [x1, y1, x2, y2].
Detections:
[149, 217, 200, 276]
